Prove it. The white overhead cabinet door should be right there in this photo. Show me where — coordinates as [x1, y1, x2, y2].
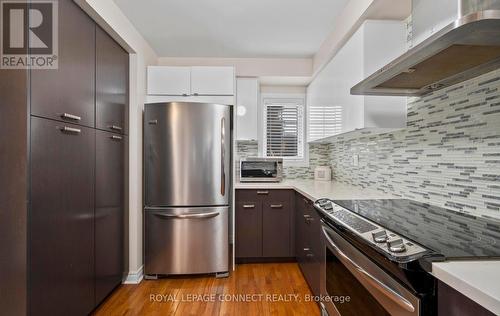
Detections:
[191, 66, 235, 96]
[236, 78, 259, 141]
[147, 66, 191, 96]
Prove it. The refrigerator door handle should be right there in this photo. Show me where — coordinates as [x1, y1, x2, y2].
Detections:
[221, 117, 226, 196]
[154, 211, 220, 219]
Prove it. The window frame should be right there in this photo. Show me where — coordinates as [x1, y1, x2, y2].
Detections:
[259, 94, 308, 166]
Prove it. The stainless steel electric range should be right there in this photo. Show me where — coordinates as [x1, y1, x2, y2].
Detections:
[314, 198, 500, 316]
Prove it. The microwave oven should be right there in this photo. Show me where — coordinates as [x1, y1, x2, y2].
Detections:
[239, 157, 283, 182]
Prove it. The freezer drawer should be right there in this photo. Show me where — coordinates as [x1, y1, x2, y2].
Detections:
[145, 207, 229, 276]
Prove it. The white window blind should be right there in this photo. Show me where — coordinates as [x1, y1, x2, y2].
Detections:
[264, 100, 304, 160]
[308, 105, 342, 142]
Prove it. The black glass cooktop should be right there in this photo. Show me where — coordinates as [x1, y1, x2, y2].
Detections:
[332, 199, 500, 260]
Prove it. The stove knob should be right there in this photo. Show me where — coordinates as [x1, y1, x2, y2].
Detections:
[372, 230, 388, 243]
[387, 239, 406, 253]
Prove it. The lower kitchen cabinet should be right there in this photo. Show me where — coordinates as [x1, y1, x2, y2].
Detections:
[295, 192, 321, 296]
[235, 200, 263, 258]
[438, 281, 495, 316]
[30, 117, 96, 316]
[95, 130, 126, 305]
[235, 189, 294, 260]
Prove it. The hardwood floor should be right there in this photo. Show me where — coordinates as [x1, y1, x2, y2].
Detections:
[93, 263, 321, 316]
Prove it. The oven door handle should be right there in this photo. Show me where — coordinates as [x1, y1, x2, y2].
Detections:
[322, 226, 416, 313]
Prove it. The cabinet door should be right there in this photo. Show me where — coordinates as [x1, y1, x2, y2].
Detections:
[96, 26, 129, 135]
[295, 193, 309, 263]
[31, 0, 95, 127]
[236, 78, 259, 141]
[235, 201, 262, 258]
[147, 66, 191, 95]
[262, 200, 291, 257]
[95, 130, 125, 305]
[30, 117, 95, 316]
[191, 66, 234, 96]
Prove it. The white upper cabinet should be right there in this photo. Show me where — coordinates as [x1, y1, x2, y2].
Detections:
[147, 66, 191, 96]
[147, 66, 235, 96]
[236, 78, 259, 141]
[307, 20, 407, 142]
[191, 66, 235, 96]
[411, 0, 458, 47]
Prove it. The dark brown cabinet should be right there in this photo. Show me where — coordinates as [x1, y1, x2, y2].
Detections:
[295, 192, 321, 296]
[262, 192, 292, 257]
[95, 130, 126, 305]
[31, 0, 96, 128]
[236, 200, 262, 258]
[235, 190, 294, 260]
[0, 0, 129, 314]
[30, 117, 95, 316]
[438, 281, 494, 316]
[96, 26, 129, 135]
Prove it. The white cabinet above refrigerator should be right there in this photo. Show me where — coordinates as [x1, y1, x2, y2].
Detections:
[147, 66, 235, 96]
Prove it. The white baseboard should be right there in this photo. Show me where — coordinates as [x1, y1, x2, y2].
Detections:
[123, 265, 144, 284]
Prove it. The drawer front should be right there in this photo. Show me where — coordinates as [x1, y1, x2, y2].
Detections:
[236, 189, 292, 202]
[145, 207, 229, 275]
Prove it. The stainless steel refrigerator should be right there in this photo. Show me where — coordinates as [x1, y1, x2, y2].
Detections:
[143, 102, 231, 278]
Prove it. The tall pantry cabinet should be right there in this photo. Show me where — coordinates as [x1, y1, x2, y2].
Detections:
[0, 0, 128, 315]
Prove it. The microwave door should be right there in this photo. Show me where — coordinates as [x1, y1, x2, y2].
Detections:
[241, 161, 277, 178]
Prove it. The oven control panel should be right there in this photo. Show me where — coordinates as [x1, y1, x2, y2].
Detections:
[314, 199, 429, 260]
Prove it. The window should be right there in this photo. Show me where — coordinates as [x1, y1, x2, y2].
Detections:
[308, 105, 342, 142]
[263, 98, 305, 160]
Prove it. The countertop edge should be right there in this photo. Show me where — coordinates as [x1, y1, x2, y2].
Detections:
[431, 261, 500, 315]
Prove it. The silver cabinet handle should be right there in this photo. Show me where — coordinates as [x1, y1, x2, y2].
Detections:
[270, 204, 283, 209]
[220, 117, 226, 196]
[242, 204, 255, 209]
[321, 226, 415, 313]
[61, 113, 81, 121]
[111, 135, 122, 140]
[60, 126, 81, 134]
[303, 247, 310, 252]
[257, 191, 269, 195]
[110, 125, 122, 131]
[154, 211, 220, 219]
[148, 119, 158, 125]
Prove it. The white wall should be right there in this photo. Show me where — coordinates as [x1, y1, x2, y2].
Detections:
[74, 0, 158, 282]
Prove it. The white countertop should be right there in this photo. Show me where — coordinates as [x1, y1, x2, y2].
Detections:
[235, 179, 395, 201]
[235, 179, 500, 315]
[432, 261, 500, 314]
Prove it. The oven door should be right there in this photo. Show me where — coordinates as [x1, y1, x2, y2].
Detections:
[320, 222, 420, 316]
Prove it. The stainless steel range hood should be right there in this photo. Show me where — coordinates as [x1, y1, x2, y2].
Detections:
[351, 0, 500, 96]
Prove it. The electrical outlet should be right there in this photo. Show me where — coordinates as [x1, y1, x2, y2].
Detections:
[352, 154, 359, 166]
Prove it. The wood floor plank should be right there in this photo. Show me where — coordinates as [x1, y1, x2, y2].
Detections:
[92, 263, 320, 316]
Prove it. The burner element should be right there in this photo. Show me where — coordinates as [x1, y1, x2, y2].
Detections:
[372, 230, 388, 243]
[388, 239, 406, 253]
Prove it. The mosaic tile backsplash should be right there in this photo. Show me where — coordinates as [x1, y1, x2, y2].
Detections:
[327, 69, 500, 219]
[235, 69, 500, 219]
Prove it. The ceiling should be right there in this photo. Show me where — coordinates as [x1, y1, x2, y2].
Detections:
[113, 0, 349, 58]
